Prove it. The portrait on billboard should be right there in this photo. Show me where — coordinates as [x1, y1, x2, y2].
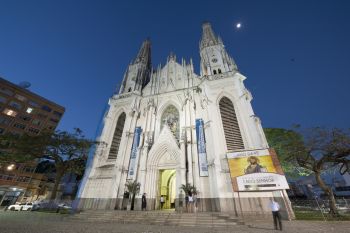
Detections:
[228, 150, 277, 178]
[227, 149, 289, 191]
[244, 156, 268, 174]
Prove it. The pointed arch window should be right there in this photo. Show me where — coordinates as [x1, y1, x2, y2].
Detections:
[219, 97, 244, 151]
[108, 112, 126, 160]
[161, 105, 180, 141]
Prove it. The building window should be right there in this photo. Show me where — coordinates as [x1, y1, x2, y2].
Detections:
[37, 113, 47, 119]
[3, 108, 17, 117]
[219, 97, 244, 151]
[0, 95, 6, 103]
[161, 105, 180, 141]
[32, 119, 41, 126]
[18, 115, 32, 121]
[28, 127, 40, 134]
[213, 70, 217, 75]
[41, 105, 52, 112]
[28, 100, 40, 107]
[218, 69, 222, 74]
[46, 125, 54, 130]
[26, 107, 33, 114]
[0, 116, 12, 125]
[14, 94, 27, 102]
[13, 122, 26, 130]
[49, 118, 59, 123]
[53, 111, 63, 117]
[0, 88, 13, 96]
[9, 101, 22, 110]
[108, 112, 126, 160]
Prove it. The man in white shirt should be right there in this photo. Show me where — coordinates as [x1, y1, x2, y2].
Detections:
[160, 196, 165, 209]
[269, 199, 282, 231]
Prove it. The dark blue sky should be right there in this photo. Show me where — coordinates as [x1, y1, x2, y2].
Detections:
[1, 0, 349, 139]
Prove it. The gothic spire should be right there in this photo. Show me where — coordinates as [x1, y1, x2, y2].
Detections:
[133, 39, 151, 68]
[119, 39, 152, 94]
[200, 22, 219, 50]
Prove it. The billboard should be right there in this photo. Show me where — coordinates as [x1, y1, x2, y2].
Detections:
[227, 149, 289, 191]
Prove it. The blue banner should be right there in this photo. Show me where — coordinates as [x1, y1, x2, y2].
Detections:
[196, 119, 209, 176]
[128, 127, 142, 179]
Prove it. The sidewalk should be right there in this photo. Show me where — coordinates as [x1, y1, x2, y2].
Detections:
[0, 211, 349, 233]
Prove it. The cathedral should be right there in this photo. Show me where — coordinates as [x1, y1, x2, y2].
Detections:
[78, 22, 293, 218]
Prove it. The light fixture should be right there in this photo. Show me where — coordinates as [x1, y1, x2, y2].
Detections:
[26, 107, 33, 114]
[7, 164, 15, 171]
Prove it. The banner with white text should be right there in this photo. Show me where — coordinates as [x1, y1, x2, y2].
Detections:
[196, 119, 209, 177]
[128, 127, 142, 179]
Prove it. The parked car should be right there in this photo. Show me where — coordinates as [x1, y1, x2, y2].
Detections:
[56, 203, 72, 213]
[7, 202, 33, 211]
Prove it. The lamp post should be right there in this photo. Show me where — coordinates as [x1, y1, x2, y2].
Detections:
[0, 164, 16, 206]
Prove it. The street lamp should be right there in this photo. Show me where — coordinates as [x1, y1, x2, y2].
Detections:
[7, 164, 15, 171]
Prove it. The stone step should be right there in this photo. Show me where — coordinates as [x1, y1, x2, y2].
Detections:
[68, 211, 243, 227]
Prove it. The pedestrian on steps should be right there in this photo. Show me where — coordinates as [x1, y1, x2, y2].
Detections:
[269, 199, 282, 231]
[141, 193, 147, 211]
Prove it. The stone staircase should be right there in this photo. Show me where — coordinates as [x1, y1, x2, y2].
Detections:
[68, 210, 244, 227]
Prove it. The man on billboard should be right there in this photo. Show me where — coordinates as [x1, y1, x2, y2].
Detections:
[244, 156, 268, 174]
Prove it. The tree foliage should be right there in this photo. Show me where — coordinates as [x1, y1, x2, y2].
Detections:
[44, 128, 94, 199]
[125, 180, 141, 210]
[264, 128, 312, 178]
[265, 127, 350, 217]
[0, 128, 95, 200]
[180, 183, 198, 195]
[0, 132, 49, 166]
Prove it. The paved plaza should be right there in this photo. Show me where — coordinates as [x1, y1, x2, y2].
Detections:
[1, 211, 350, 233]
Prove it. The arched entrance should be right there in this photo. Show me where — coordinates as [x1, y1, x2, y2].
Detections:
[159, 169, 176, 209]
[145, 125, 185, 211]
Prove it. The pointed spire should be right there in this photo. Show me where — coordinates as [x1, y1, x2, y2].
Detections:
[167, 51, 176, 62]
[133, 39, 151, 66]
[200, 22, 219, 50]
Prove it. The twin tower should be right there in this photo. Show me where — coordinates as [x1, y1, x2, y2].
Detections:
[119, 22, 238, 95]
[78, 22, 292, 218]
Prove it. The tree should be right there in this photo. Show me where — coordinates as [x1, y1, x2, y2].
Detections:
[125, 180, 140, 210]
[0, 132, 49, 166]
[264, 128, 312, 178]
[180, 183, 198, 195]
[265, 127, 350, 217]
[0, 128, 94, 200]
[44, 128, 94, 200]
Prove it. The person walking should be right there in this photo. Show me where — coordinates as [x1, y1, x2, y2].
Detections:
[193, 193, 197, 213]
[269, 199, 282, 231]
[188, 191, 193, 213]
[141, 193, 147, 211]
[179, 191, 184, 213]
[160, 195, 165, 209]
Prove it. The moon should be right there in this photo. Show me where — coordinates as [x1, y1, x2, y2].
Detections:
[236, 23, 242, 29]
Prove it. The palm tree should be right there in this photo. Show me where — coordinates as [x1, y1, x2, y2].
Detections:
[125, 180, 141, 210]
[180, 183, 198, 195]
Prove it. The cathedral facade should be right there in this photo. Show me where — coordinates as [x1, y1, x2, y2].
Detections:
[78, 23, 293, 217]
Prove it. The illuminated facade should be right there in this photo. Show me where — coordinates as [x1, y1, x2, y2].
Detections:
[78, 23, 293, 217]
